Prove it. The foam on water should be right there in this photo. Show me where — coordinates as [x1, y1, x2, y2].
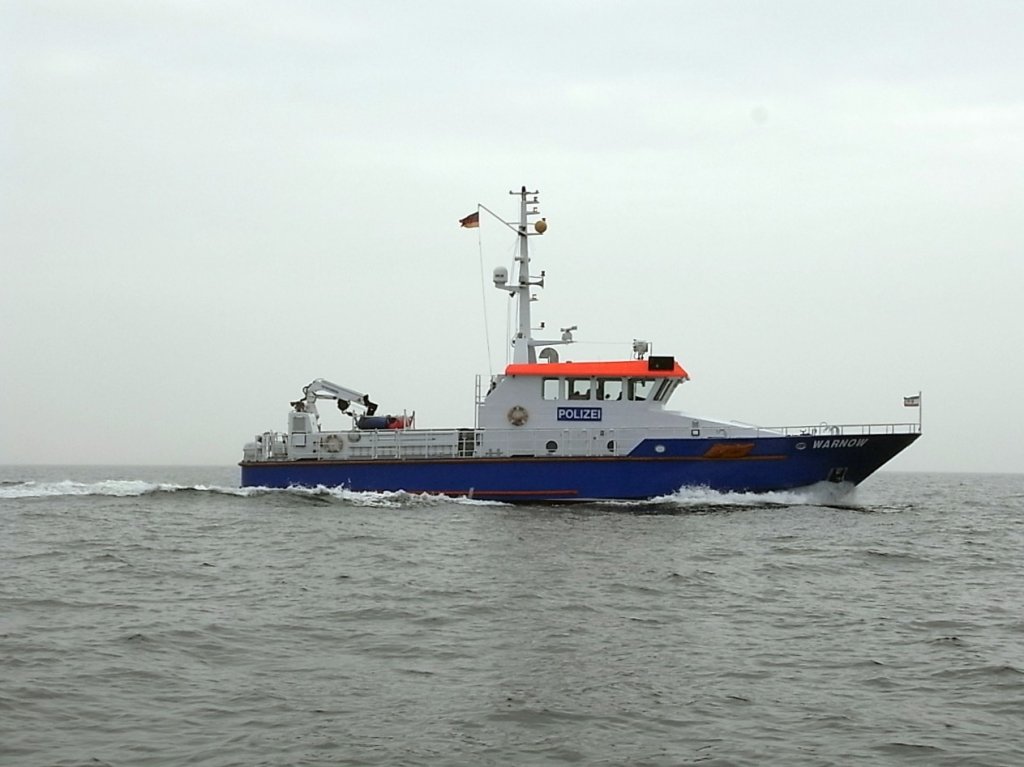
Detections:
[0, 479, 260, 500]
[0, 478, 505, 506]
[1, 476, 859, 508]
[594, 481, 860, 510]
[661, 480, 858, 507]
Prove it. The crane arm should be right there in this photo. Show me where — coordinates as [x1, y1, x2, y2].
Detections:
[292, 378, 378, 416]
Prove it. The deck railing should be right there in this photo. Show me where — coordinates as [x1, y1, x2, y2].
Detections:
[287, 421, 921, 462]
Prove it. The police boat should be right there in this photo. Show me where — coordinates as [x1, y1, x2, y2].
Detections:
[240, 186, 920, 501]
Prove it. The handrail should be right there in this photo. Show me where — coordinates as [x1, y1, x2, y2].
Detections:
[287, 420, 920, 462]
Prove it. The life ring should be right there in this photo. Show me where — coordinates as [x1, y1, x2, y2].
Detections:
[507, 405, 529, 426]
[322, 434, 343, 453]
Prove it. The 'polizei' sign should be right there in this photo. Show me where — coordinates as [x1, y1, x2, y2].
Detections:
[557, 407, 603, 422]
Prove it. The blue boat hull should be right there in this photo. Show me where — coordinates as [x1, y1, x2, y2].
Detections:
[240, 432, 920, 501]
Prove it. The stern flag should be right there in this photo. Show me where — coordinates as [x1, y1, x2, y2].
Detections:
[903, 395, 921, 407]
[459, 211, 480, 228]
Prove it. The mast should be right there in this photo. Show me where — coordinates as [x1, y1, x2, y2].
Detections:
[488, 186, 555, 364]
[511, 186, 537, 364]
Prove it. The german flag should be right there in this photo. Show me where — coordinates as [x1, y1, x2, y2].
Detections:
[459, 211, 480, 228]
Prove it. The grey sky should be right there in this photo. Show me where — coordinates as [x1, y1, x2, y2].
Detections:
[3, 1, 1022, 473]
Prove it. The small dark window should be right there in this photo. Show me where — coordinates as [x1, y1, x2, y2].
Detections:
[567, 378, 591, 400]
[597, 378, 623, 401]
[628, 379, 654, 401]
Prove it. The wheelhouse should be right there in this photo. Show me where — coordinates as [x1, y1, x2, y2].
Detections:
[506, 356, 689, 405]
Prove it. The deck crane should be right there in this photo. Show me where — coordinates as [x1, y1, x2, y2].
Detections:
[292, 378, 378, 419]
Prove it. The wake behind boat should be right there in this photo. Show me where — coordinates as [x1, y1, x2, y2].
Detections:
[240, 187, 920, 501]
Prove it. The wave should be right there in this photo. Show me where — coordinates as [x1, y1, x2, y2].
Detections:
[0, 479, 258, 500]
[2, 477, 870, 511]
[602, 481, 863, 512]
[281, 486, 507, 508]
[0, 479, 504, 507]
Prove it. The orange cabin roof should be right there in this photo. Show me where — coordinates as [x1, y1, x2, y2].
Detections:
[504, 359, 689, 379]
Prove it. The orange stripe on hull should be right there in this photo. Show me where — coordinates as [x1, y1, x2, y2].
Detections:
[703, 443, 756, 459]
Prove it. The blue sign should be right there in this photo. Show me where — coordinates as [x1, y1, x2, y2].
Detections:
[557, 406, 603, 422]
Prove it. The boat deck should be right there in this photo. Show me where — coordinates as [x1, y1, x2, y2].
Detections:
[243, 422, 921, 463]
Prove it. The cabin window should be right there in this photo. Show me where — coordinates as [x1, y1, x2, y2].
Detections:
[567, 378, 592, 400]
[542, 378, 560, 401]
[628, 378, 654, 401]
[596, 378, 623, 401]
[653, 380, 675, 402]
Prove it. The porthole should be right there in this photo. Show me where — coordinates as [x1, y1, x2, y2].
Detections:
[654, 444, 666, 454]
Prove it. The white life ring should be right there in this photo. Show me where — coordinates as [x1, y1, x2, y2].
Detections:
[322, 434, 343, 453]
[507, 405, 529, 426]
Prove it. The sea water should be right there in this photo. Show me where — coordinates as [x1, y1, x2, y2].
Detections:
[2, 467, 1022, 766]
